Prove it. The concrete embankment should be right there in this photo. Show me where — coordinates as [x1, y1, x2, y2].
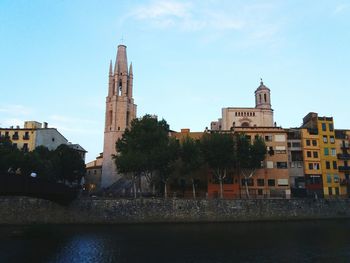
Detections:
[0, 197, 350, 224]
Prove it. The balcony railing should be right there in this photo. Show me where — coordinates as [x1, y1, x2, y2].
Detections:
[337, 153, 350, 160]
[12, 135, 19, 140]
[340, 179, 349, 186]
[23, 135, 30, 140]
[341, 142, 350, 149]
[339, 166, 350, 172]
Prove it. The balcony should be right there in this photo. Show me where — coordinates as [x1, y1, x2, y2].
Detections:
[341, 142, 349, 149]
[340, 179, 349, 186]
[12, 135, 19, 140]
[337, 153, 350, 160]
[23, 135, 30, 140]
[339, 166, 350, 172]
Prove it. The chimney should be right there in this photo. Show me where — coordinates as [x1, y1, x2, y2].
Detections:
[43, 122, 48, 128]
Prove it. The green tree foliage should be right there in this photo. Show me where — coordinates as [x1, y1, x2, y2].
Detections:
[236, 134, 266, 198]
[201, 132, 235, 198]
[0, 136, 85, 184]
[180, 136, 203, 198]
[0, 136, 21, 173]
[115, 115, 179, 197]
[52, 144, 86, 184]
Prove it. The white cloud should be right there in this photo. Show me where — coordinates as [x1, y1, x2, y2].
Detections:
[0, 104, 33, 115]
[127, 0, 282, 46]
[334, 4, 350, 14]
[129, 0, 246, 31]
[0, 118, 24, 128]
[48, 114, 101, 135]
[132, 0, 191, 20]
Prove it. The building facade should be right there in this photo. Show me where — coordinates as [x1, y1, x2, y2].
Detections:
[85, 153, 103, 193]
[1, 121, 68, 152]
[211, 80, 274, 130]
[101, 45, 137, 187]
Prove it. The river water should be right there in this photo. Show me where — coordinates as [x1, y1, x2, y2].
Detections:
[1, 220, 350, 263]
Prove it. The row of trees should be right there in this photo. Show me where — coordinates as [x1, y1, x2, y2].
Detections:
[115, 115, 267, 198]
[0, 136, 85, 184]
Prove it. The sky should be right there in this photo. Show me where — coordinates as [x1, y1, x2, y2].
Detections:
[0, 0, 349, 162]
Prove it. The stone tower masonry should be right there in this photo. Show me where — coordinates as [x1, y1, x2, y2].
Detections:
[101, 45, 137, 187]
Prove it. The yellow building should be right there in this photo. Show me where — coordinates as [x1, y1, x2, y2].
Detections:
[301, 113, 343, 197]
[0, 121, 86, 160]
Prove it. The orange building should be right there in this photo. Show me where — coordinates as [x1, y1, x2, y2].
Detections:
[171, 127, 290, 199]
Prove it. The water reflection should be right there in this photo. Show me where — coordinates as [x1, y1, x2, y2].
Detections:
[1, 220, 350, 263]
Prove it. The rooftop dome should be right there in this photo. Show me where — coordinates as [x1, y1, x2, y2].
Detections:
[256, 78, 270, 91]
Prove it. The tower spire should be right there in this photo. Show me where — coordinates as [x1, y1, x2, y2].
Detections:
[129, 62, 133, 75]
[116, 45, 128, 74]
[109, 60, 113, 76]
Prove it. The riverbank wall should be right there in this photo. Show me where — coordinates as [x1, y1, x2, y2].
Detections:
[1, 197, 350, 224]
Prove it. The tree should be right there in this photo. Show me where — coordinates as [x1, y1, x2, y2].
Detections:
[236, 134, 266, 198]
[179, 136, 203, 198]
[115, 115, 177, 197]
[201, 132, 235, 199]
[155, 137, 179, 198]
[0, 135, 23, 174]
[52, 144, 86, 184]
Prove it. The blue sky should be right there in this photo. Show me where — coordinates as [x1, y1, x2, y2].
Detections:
[1, 0, 349, 162]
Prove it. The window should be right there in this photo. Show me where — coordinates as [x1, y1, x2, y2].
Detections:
[275, 146, 286, 154]
[268, 179, 275, 186]
[322, 123, 327, 131]
[333, 161, 338, 169]
[13, 143, 17, 148]
[335, 187, 339, 196]
[292, 142, 301, 147]
[257, 179, 265, 186]
[314, 163, 320, 170]
[266, 161, 273, 169]
[327, 174, 332, 183]
[329, 123, 334, 132]
[312, 140, 317, 146]
[306, 140, 311, 146]
[331, 148, 336, 156]
[265, 135, 273, 142]
[241, 178, 254, 186]
[277, 162, 288, 169]
[330, 136, 335, 144]
[275, 135, 286, 142]
[313, 151, 318, 158]
[258, 189, 263, 195]
[12, 132, 19, 140]
[326, 161, 331, 169]
[324, 148, 329, 156]
[309, 163, 313, 170]
[323, 136, 328, 143]
[334, 174, 339, 183]
[307, 151, 312, 158]
[328, 187, 333, 196]
[278, 179, 289, 186]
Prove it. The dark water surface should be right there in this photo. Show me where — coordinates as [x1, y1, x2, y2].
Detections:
[1, 220, 350, 263]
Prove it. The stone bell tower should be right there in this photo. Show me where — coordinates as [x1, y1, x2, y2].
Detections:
[101, 44, 137, 188]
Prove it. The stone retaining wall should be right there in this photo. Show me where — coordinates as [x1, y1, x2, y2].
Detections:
[1, 197, 350, 224]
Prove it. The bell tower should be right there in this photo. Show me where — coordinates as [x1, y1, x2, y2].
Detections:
[101, 44, 137, 187]
[255, 79, 272, 109]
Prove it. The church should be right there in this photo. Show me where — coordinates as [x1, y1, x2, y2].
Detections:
[210, 80, 274, 131]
